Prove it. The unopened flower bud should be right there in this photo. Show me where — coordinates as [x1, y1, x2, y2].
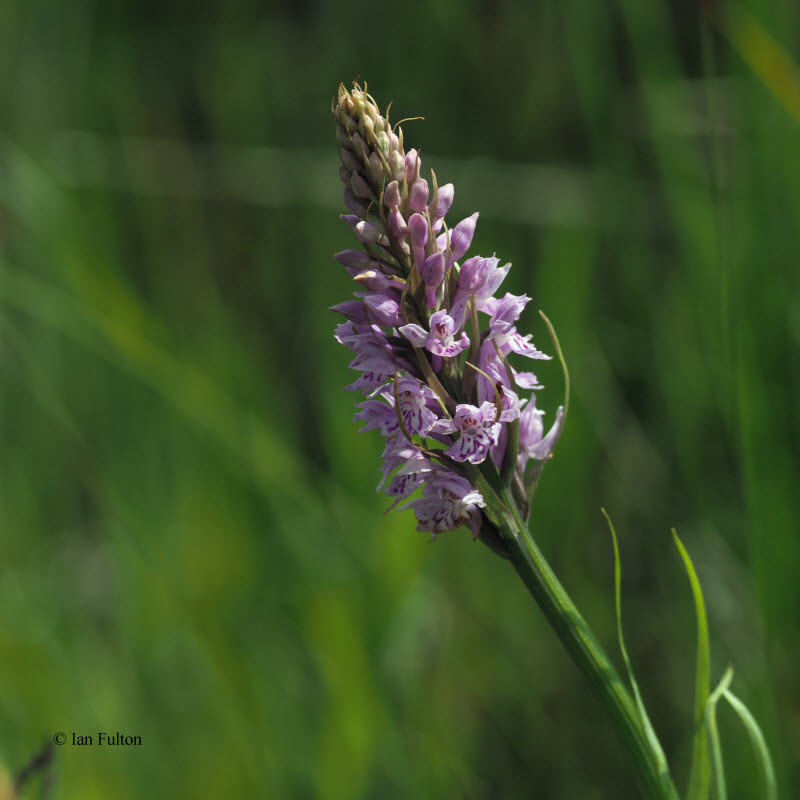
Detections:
[335, 249, 374, 270]
[364, 293, 400, 327]
[388, 151, 405, 182]
[457, 256, 486, 293]
[360, 114, 375, 142]
[353, 269, 401, 292]
[405, 149, 421, 184]
[351, 133, 369, 163]
[431, 183, 454, 222]
[408, 179, 429, 213]
[388, 207, 408, 238]
[338, 165, 351, 184]
[377, 131, 390, 156]
[336, 127, 351, 150]
[330, 300, 367, 324]
[340, 148, 361, 172]
[408, 212, 428, 268]
[383, 180, 401, 209]
[421, 252, 445, 307]
[351, 171, 372, 199]
[450, 212, 479, 261]
[355, 219, 384, 244]
[368, 152, 385, 185]
[344, 187, 369, 215]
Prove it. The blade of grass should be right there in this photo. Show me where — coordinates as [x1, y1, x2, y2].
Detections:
[673, 530, 711, 800]
[721, 688, 778, 800]
[602, 510, 670, 786]
[539, 310, 570, 423]
[706, 667, 734, 800]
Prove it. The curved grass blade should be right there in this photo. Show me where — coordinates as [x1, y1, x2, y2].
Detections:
[603, 510, 671, 787]
[673, 530, 711, 800]
[706, 667, 734, 800]
[722, 688, 778, 800]
[539, 310, 570, 423]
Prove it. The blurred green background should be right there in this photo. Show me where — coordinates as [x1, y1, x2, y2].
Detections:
[1, 0, 798, 797]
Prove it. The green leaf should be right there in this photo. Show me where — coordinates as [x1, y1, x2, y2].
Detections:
[602, 510, 671, 786]
[722, 687, 778, 800]
[673, 530, 711, 800]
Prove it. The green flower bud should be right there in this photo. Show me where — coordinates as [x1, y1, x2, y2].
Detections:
[388, 150, 404, 182]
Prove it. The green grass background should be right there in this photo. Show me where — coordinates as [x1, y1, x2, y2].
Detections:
[1, 1, 798, 797]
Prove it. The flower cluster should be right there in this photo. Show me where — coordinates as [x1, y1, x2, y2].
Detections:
[332, 83, 563, 540]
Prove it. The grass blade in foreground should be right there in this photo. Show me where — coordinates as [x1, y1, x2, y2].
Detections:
[673, 530, 711, 800]
[706, 668, 734, 800]
[722, 685, 778, 800]
[603, 510, 671, 792]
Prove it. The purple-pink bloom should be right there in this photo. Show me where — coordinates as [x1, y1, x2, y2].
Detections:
[346, 329, 405, 375]
[486, 293, 550, 360]
[398, 310, 470, 359]
[378, 437, 433, 499]
[401, 470, 485, 537]
[393, 377, 438, 436]
[432, 402, 501, 464]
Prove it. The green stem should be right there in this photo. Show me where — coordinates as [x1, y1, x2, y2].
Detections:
[492, 492, 680, 800]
